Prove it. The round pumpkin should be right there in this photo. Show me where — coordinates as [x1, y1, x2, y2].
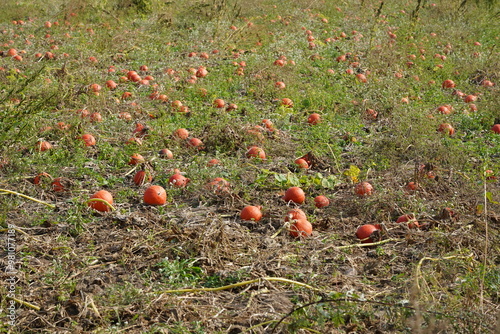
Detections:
[240, 206, 263, 221]
[289, 219, 313, 237]
[283, 187, 305, 204]
[88, 190, 113, 212]
[143, 185, 167, 205]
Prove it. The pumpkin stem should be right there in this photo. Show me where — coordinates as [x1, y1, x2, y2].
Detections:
[0, 188, 55, 209]
[86, 198, 116, 211]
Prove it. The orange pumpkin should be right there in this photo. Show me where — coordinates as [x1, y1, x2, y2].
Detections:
[355, 224, 381, 243]
[143, 185, 167, 205]
[283, 187, 305, 204]
[36, 141, 52, 152]
[355, 182, 373, 197]
[133, 170, 152, 186]
[246, 146, 266, 159]
[81, 134, 96, 146]
[314, 195, 330, 208]
[169, 173, 190, 188]
[88, 190, 113, 212]
[289, 219, 312, 237]
[240, 206, 263, 221]
[285, 208, 307, 222]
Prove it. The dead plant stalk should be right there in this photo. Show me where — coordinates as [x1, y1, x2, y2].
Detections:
[415, 253, 474, 290]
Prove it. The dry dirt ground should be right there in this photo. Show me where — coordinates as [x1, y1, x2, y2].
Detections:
[2, 159, 499, 333]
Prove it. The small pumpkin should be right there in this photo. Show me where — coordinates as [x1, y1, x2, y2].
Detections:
[88, 190, 114, 212]
[283, 187, 305, 204]
[240, 206, 263, 221]
[143, 185, 167, 205]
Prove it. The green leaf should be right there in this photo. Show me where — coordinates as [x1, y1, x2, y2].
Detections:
[287, 173, 300, 187]
[321, 175, 338, 189]
[301, 99, 311, 108]
[274, 173, 287, 183]
[311, 173, 324, 186]
[256, 169, 274, 184]
[343, 165, 360, 183]
[299, 174, 309, 184]
[486, 192, 499, 204]
[312, 176, 322, 186]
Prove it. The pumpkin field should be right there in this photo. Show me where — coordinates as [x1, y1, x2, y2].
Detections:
[0, 0, 499, 332]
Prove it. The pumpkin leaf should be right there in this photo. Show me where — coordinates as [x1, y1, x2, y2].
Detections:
[299, 174, 310, 185]
[486, 192, 499, 204]
[343, 165, 360, 183]
[274, 173, 287, 184]
[287, 173, 301, 187]
[321, 175, 338, 189]
[255, 169, 274, 184]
